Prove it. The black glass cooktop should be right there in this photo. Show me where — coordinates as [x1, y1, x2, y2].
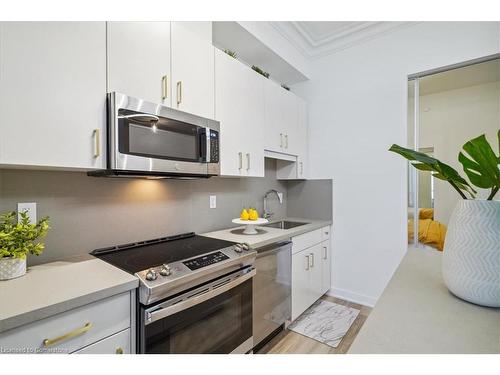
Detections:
[90, 232, 236, 274]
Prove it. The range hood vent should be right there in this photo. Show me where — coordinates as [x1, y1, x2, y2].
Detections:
[87, 169, 211, 180]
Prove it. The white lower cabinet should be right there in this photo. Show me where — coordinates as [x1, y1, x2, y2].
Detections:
[320, 240, 331, 295]
[291, 249, 312, 321]
[291, 226, 331, 321]
[73, 329, 130, 354]
[0, 292, 133, 354]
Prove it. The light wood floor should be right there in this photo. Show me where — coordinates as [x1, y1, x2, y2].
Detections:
[257, 295, 372, 354]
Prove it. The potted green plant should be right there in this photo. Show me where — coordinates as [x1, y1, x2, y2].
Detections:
[251, 65, 270, 78]
[0, 211, 50, 280]
[224, 49, 237, 59]
[389, 131, 500, 307]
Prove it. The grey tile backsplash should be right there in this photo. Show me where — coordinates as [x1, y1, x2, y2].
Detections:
[0, 159, 331, 266]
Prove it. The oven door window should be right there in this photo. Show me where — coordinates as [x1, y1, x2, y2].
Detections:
[143, 279, 252, 354]
[118, 109, 204, 163]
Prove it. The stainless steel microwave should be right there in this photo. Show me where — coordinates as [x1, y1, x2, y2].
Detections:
[89, 92, 220, 179]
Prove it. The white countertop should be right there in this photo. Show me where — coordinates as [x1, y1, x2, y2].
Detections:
[349, 248, 500, 354]
[0, 258, 138, 334]
[202, 218, 332, 248]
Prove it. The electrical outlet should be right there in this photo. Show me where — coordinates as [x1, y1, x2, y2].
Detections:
[17, 202, 37, 223]
[209, 195, 217, 209]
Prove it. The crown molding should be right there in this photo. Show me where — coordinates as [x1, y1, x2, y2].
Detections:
[270, 21, 418, 59]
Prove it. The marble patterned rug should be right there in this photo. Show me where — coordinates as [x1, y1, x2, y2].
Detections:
[289, 300, 360, 348]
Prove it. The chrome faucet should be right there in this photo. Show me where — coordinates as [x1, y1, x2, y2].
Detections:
[263, 189, 283, 220]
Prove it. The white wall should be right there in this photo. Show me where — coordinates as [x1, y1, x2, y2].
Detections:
[292, 22, 500, 306]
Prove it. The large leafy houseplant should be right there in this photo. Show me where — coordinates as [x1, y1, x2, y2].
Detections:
[389, 130, 500, 307]
[389, 130, 499, 200]
[0, 211, 50, 259]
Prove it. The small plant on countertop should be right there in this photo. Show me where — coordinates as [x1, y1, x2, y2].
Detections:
[0, 211, 50, 259]
[281, 84, 290, 91]
[251, 65, 270, 78]
[224, 49, 237, 59]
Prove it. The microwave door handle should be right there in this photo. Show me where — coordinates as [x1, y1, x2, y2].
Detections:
[145, 268, 256, 324]
[205, 127, 210, 162]
[199, 128, 210, 162]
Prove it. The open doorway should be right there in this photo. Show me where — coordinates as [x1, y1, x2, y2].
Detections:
[407, 55, 500, 250]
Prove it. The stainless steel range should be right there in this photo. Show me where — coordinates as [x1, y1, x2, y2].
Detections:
[90, 232, 256, 354]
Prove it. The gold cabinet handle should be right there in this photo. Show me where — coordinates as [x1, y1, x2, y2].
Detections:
[42, 322, 92, 347]
[285, 134, 289, 149]
[323, 246, 328, 260]
[116, 347, 124, 354]
[280, 133, 283, 148]
[238, 152, 243, 170]
[176, 81, 182, 106]
[305, 255, 310, 270]
[309, 253, 314, 268]
[161, 75, 168, 100]
[246, 153, 250, 171]
[300, 162, 303, 175]
[93, 129, 100, 158]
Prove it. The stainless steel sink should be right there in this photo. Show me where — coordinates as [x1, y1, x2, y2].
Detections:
[263, 220, 309, 230]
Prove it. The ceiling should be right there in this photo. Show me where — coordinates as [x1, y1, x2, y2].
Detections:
[271, 21, 413, 59]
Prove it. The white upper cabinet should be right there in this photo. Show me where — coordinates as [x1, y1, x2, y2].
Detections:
[276, 95, 308, 180]
[107, 22, 171, 106]
[171, 22, 215, 119]
[264, 79, 287, 153]
[0, 22, 106, 170]
[264, 79, 299, 155]
[215, 49, 265, 177]
[297, 98, 308, 179]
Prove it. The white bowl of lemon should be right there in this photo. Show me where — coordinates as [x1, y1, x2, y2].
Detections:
[232, 208, 268, 235]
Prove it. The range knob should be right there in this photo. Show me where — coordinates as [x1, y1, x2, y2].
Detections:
[233, 244, 243, 253]
[241, 243, 250, 251]
[145, 269, 158, 281]
[159, 264, 171, 276]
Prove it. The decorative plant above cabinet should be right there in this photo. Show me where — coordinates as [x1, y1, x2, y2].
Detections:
[224, 49, 237, 58]
[252, 65, 270, 78]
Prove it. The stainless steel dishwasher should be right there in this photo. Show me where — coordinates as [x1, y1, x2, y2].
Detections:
[253, 241, 292, 351]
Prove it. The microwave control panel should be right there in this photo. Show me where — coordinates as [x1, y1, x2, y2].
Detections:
[209, 130, 219, 163]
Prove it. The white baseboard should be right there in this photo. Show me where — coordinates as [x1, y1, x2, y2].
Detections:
[326, 287, 377, 308]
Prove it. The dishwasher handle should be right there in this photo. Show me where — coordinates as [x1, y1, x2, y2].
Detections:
[255, 241, 292, 258]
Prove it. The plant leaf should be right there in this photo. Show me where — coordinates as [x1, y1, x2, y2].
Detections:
[389, 144, 476, 199]
[458, 133, 500, 190]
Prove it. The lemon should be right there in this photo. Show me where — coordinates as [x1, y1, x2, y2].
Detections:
[240, 208, 250, 220]
[249, 208, 259, 221]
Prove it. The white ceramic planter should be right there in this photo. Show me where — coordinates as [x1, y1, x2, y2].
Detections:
[0, 257, 27, 280]
[442, 200, 500, 307]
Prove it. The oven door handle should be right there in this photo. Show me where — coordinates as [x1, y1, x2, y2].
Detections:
[145, 268, 256, 325]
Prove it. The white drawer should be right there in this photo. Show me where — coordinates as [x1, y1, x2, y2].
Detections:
[292, 229, 322, 254]
[0, 292, 130, 354]
[321, 226, 331, 242]
[73, 328, 130, 354]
